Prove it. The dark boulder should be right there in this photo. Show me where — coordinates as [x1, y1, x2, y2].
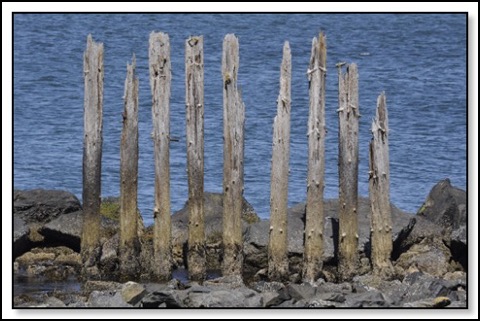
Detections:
[169, 192, 260, 269]
[243, 197, 412, 279]
[393, 179, 466, 274]
[13, 189, 120, 261]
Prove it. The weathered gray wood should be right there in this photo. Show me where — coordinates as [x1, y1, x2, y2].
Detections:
[185, 36, 206, 281]
[268, 41, 291, 281]
[303, 32, 327, 283]
[119, 55, 140, 279]
[222, 34, 245, 276]
[337, 63, 360, 281]
[369, 92, 394, 277]
[81, 34, 104, 272]
[149, 32, 172, 280]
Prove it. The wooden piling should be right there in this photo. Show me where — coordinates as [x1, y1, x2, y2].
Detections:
[119, 55, 140, 278]
[149, 32, 172, 280]
[81, 34, 104, 272]
[185, 35, 206, 281]
[268, 41, 291, 281]
[222, 34, 245, 277]
[303, 32, 327, 283]
[369, 92, 394, 277]
[337, 63, 360, 281]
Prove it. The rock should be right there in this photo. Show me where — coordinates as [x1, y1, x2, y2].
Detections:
[44, 296, 67, 307]
[403, 296, 451, 308]
[250, 281, 286, 293]
[244, 293, 263, 307]
[262, 290, 290, 307]
[83, 280, 122, 294]
[392, 179, 467, 276]
[433, 296, 451, 307]
[243, 197, 412, 278]
[14, 189, 82, 224]
[14, 246, 81, 280]
[316, 281, 353, 295]
[13, 189, 81, 259]
[395, 239, 453, 277]
[88, 290, 131, 307]
[13, 189, 121, 262]
[345, 290, 389, 307]
[307, 299, 337, 308]
[141, 290, 184, 308]
[171, 192, 260, 269]
[203, 275, 244, 288]
[417, 179, 466, 231]
[121, 282, 146, 305]
[286, 283, 316, 301]
[186, 290, 247, 308]
[315, 292, 346, 303]
[443, 271, 466, 290]
[16, 251, 55, 266]
[401, 272, 453, 303]
[98, 233, 119, 278]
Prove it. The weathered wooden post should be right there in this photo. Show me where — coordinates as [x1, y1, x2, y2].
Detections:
[119, 55, 140, 278]
[369, 92, 394, 277]
[81, 34, 104, 273]
[337, 63, 360, 281]
[185, 36, 206, 281]
[222, 34, 245, 277]
[149, 32, 172, 280]
[268, 41, 291, 281]
[303, 32, 327, 283]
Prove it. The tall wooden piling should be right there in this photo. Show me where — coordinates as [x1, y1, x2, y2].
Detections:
[337, 63, 360, 281]
[149, 32, 172, 280]
[222, 34, 245, 277]
[369, 92, 394, 277]
[268, 41, 291, 281]
[303, 32, 327, 283]
[119, 55, 140, 278]
[81, 34, 104, 272]
[185, 36, 206, 281]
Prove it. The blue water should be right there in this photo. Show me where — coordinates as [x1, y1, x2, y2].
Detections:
[13, 14, 467, 224]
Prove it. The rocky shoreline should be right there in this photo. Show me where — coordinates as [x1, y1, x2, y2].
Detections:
[13, 179, 467, 308]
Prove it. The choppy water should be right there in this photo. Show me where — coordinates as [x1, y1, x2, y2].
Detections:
[13, 14, 467, 224]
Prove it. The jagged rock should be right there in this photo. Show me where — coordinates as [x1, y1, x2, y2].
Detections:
[141, 290, 184, 308]
[170, 192, 260, 269]
[83, 280, 122, 294]
[121, 282, 146, 305]
[244, 197, 412, 278]
[186, 290, 247, 308]
[403, 296, 451, 308]
[395, 239, 453, 277]
[262, 289, 290, 307]
[396, 179, 467, 272]
[401, 272, 453, 303]
[88, 290, 131, 307]
[315, 292, 346, 303]
[345, 290, 389, 307]
[286, 283, 316, 301]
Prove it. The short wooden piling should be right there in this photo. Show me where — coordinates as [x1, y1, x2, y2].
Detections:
[369, 92, 394, 277]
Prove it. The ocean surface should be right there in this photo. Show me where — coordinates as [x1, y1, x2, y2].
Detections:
[13, 14, 467, 225]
